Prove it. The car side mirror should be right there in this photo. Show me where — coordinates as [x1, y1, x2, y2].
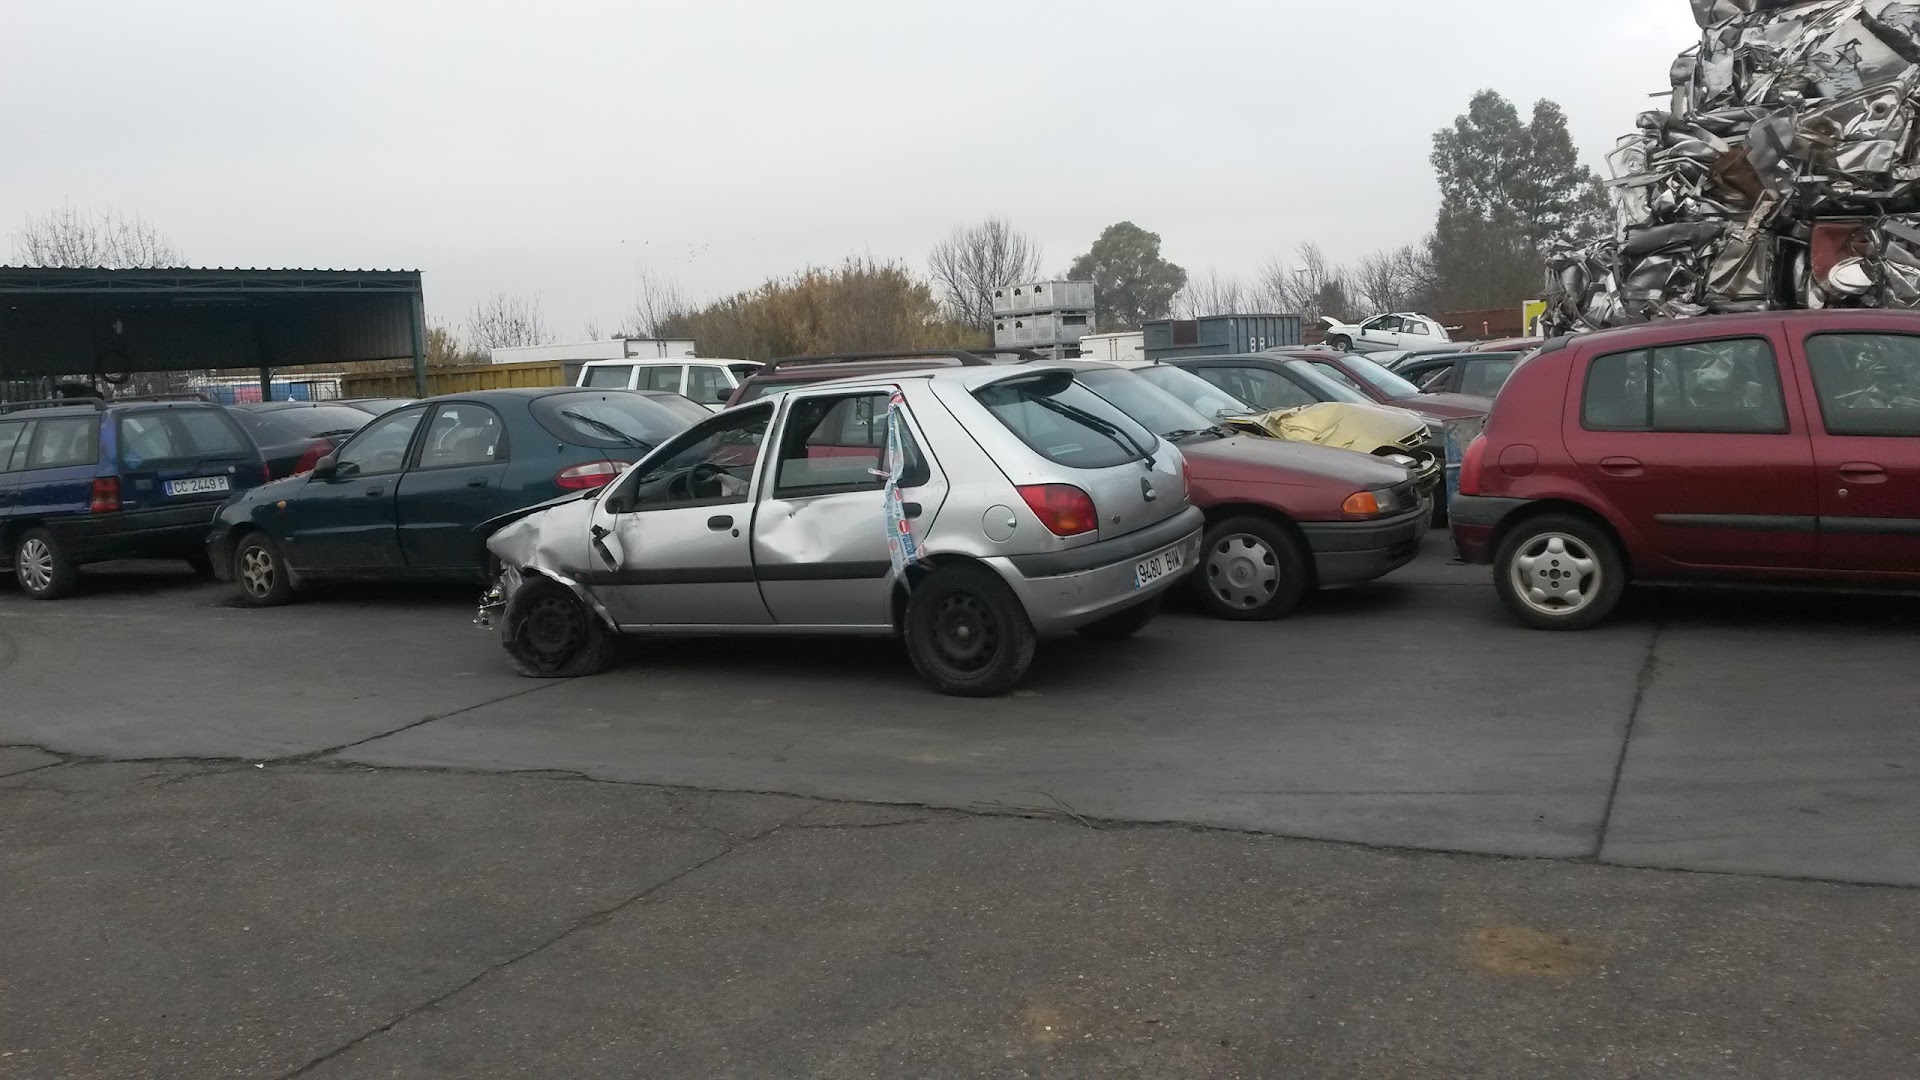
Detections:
[309, 454, 338, 481]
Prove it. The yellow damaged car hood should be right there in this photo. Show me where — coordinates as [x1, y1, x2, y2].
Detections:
[1222, 401, 1426, 452]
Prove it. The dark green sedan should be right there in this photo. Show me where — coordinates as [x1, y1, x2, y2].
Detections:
[207, 387, 707, 605]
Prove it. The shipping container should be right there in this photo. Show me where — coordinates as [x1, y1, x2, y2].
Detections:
[994, 311, 1095, 347]
[340, 359, 565, 399]
[1142, 314, 1302, 359]
[992, 279, 1096, 316]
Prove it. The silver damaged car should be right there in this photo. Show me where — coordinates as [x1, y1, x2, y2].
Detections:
[479, 360, 1205, 696]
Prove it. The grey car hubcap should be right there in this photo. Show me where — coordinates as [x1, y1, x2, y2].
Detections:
[240, 546, 275, 598]
[1207, 533, 1278, 611]
[1510, 533, 1599, 616]
[17, 537, 54, 592]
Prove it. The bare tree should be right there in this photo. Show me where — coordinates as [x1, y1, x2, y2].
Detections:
[624, 267, 694, 339]
[928, 218, 1045, 330]
[11, 203, 181, 268]
[1352, 244, 1434, 314]
[582, 316, 602, 341]
[1259, 243, 1355, 324]
[465, 293, 551, 353]
[1175, 268, 1251, 318]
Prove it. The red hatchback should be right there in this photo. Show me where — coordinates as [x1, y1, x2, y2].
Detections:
[1450, 310, 1920, 628]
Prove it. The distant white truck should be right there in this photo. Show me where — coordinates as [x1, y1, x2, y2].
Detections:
[1076, 331, 1144, 363]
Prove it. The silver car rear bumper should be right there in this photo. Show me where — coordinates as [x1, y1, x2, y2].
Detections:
[993, 506, 1205, 633]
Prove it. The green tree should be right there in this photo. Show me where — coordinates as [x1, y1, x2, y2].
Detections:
[1426, 91, 1607, 309]
[1068, 222, 1187, 331]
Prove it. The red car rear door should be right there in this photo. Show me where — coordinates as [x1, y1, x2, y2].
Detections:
[1561, 326, 1820, 571]
[1791, 326, 1920, 578]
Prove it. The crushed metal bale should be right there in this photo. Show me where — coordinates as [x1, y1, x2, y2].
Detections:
[1548, 0, 1920, 332]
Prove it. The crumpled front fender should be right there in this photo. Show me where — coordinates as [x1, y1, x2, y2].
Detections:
[481, 498, 619, 633]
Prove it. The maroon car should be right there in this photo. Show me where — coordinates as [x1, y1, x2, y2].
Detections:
[1451, 310, 1920, 629]
[1271, 348, 1493, 423]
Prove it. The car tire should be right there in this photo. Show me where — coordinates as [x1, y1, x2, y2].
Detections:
[904, 563, 1037, 697]
[500, 577, 618, 679]
[1075, 596, 1161, 641]
[232, 530, 296, 607]
[13, 527, 78, 600]
[1327, 334, 1352, 351]
[1192, 515, 1310, 621]
[1492, 513, 1626, 631]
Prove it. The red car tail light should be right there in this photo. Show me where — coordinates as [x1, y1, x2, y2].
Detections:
[292, 438, 335, 477]
[555, 460, 631, 490]
[91, 476, 121, 514]
[1016, 483, 1098, 537]
[1458, 435, 1488, 496]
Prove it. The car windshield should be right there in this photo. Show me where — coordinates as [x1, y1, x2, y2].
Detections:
[1340, 356, 1422, 398]
[1282, 360, 1373, 404]
[1133, 364, 1254, 419]
[261, 405, 376, 438]
[1075, 368, 1216, 439]
[531, 391, 702, 449]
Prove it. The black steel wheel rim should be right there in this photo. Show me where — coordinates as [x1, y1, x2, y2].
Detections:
[523, 593, 585, 666]
[931, 591, 998, 673]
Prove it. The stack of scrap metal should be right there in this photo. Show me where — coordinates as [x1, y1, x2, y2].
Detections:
[1547, 0, 1920, 333]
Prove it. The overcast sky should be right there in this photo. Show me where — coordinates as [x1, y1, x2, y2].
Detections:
[4, 0, 1700, 338]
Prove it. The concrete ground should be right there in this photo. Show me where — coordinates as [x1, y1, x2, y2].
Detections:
[3, 532, 1918, 1076]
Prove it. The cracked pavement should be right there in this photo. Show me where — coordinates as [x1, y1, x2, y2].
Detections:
[3, 537, 1919, 1076]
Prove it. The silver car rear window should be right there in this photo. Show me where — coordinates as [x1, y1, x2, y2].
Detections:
[972, 372, 1156, 470]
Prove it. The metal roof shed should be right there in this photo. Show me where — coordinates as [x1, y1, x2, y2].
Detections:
[0, 267, 427, 398]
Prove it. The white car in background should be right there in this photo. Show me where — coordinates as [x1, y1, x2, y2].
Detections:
[576, 358, 763, 410]
[1321, 313, 1452, 353]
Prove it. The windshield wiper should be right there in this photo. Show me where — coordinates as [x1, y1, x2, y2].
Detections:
[1160, 428, 1220, 443]
[559, 410, 646, 447]
[1031, 396, 1155, 467]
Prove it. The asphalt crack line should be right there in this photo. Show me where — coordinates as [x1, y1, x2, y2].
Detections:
[282, 804, 811, 1078]
[1593, 619, 1664, 862]
[284, 680, 571, 765]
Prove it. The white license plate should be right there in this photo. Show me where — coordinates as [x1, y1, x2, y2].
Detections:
[1133, 544, 1185, 589]
[164, 476, 229, 497]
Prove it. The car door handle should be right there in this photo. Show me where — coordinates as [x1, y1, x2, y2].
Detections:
[1599, 456, 1644, 477]
[707, 514, 734, 531]
[1839, 462, 1887, 483]
[364, 486, 385, 497]
[467, 477, 489, 488]
[902, 501, 922, 519]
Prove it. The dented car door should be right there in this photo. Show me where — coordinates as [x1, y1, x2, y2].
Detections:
[589, 402, 775, 627]
[752, 389, 947, 626]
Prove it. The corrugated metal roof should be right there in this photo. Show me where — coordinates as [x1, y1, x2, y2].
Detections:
[0, 267, 425, 376]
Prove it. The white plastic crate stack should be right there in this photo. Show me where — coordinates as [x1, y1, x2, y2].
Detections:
[992, 280, 1096, 358]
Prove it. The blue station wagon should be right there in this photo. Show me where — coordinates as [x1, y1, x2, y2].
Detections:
[0, 397, 270, 599]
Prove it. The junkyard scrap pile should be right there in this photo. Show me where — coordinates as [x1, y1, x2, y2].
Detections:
[1549, 0, 1920, 331]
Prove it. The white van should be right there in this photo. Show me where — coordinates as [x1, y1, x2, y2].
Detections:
[574, 358, 764, 410]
